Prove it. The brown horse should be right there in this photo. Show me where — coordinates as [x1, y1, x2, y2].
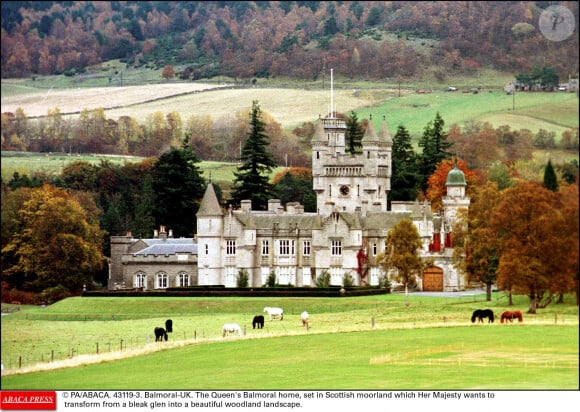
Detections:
[500, 310, 523, 323]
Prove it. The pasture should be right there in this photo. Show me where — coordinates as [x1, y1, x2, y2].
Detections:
[2, 76, 578, 137]
[1, 293, 578, 389]
[0, 152, 287, 184]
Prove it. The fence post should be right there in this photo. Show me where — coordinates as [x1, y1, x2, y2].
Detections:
[120, 339, 123, 351]
[19, 356, 22, 369]
[371, 317, 375, 328]
[51, 350, 54, 362]
[96, 343, 99, 355]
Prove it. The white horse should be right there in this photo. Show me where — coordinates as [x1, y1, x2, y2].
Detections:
[263, 306, 284, 321]
[222, 323, 242, 337]
[301, 311, 309, 327]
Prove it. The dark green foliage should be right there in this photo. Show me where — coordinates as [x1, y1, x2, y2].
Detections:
[230, 101, 277, 210]
[417, 112, 454, 192]
[273, 172, 316, 212]
[237, 269, 250, 288]
[345, 111, 364, 155]
[132, 175, 156, 238]
[315, 270, 331, 287]
[543, 159, 559, 192]
[390, 125, 420, 204]
[152, 141, 206, 237]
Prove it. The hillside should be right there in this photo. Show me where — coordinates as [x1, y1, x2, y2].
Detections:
[1, 1, 578, 82]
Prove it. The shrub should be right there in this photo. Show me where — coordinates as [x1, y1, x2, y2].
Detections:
[37, 285, 73, 304]
[342, 273, 354, 287]
[237, 269, 249, 288]
[265, 271, 277, 287]
[315, 270, 331, 287]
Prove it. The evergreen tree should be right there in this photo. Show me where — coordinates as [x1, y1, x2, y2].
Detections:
[152, 138, 205, 237]
[230, 101, 277, 210]
[345, 111, 364, 155]
[417, 112, 454, 192]
[390, 125, 420, 204]
[132, 174, 156, 238]
[543, 159, 559, 192]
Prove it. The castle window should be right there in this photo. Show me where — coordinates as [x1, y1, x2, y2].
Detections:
[372, 243, 377, 256]
[156, 272, 168, 289]
[262, 240, 269, 256]
[177, 272, 189, 287]
[303, 240, 311, 256]
[134, 272, 146, 288]
[205, 244, 209, 255]
[226, 240, 236, 255]
[331, 240, 342, 256]
[316, 151, 320, 159]
[278, 239, 295, 255]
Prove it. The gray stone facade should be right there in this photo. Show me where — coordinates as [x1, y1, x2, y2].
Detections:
[109, 110, 470, 292]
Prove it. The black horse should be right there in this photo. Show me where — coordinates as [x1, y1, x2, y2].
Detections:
[471, 309, 494, 323]
[252, 315, 265, 329]
[165, 319, 173, 333]
[154, 327, 168, 341]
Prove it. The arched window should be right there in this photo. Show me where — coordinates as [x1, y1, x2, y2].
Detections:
[134, 272, 146, 289]
[156, 272, 168, 289]
[177, 272, 189, 287]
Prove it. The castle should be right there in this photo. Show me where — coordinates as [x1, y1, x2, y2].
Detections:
[109, 81, 470, 292]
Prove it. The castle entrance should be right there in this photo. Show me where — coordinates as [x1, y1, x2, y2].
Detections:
[422, 266, 443, 291]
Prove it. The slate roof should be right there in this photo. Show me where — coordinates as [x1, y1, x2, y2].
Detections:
[132, 238, 197, 255]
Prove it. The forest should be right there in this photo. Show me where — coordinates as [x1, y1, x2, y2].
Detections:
[1, 1, 579, 81]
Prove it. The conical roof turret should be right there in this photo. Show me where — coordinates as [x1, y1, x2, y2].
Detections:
[379, 116, 393, 145]
[197, 183, 224, 216]
[362, 117, 378, 144]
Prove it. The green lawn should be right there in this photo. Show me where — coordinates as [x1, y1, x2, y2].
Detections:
[1, 326, 577, 390]
[1, 294, 578, 390]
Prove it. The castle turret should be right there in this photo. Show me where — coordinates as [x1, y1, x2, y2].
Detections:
[196, 183, 224, 285]
[442, 165, 470, 233]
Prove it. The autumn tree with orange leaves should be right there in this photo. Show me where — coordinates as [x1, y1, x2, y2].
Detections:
[426, 158, 478, 212]
[490, 181, 578, 313]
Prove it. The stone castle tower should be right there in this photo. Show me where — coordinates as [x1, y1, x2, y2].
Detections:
[312, 71, 392, 215]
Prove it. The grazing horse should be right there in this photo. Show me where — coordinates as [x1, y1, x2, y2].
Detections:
[165, 319, 173, 333]
[471, 309, 495, 323]
[154, 327, 168, 342]
[263, 307, 284, 321]
[501, 310, 523, 323]
[301, 311, 309, 327]
[252, 315, 265, 329]
[222, 323, 242, 337]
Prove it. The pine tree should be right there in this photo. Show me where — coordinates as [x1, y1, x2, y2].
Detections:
[152, 138, 206, 237]
[417, 112, 454, 192]
[230, 101, 277, 210]
[543, 159, 558, 192]
[345, 111, 364, 154]
[390, 125, 420, 204]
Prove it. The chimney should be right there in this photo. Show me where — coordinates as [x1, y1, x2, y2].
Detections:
[268, 199, 281, 212]
[241, 199, 252, 212]
[159, 225, 167, 241]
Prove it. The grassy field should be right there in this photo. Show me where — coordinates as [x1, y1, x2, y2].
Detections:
[2, 71, 577, 135]
[0, 152, 287, 184]
[1, 293, 578, 389]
